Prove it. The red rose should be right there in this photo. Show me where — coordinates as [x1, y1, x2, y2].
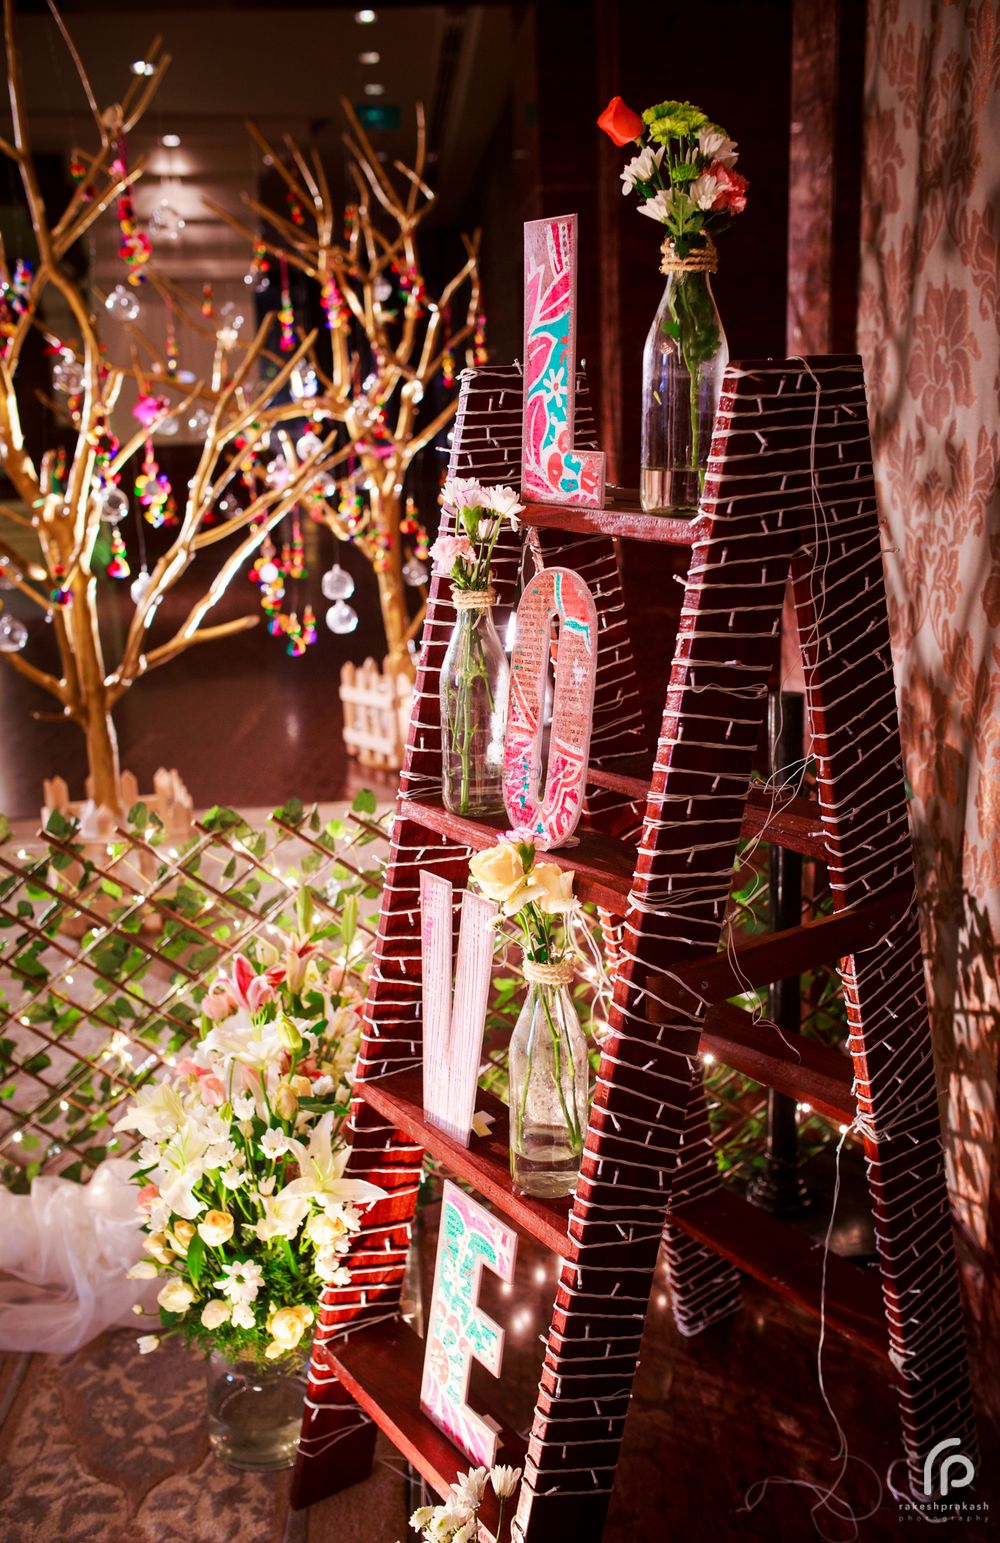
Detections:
[710, 162, 748, 214]
[597, 96, 643, 147]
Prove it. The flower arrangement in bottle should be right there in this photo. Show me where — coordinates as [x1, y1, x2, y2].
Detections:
[598, 96, 748, 513]
[116, 898, 383, 1465]
[431, 479, 523, 817]
[469, 834, 588, 1197]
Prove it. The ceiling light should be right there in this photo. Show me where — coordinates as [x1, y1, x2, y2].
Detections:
[130, 59, 154, 76]
[355, 8, 377, 21]
[359, 50, 381, 64]
[161, 133, 181, 148]
[364, 82, 385, 97]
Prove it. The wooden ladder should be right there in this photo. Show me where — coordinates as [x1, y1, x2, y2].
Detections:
[290, 357, 977, 1541]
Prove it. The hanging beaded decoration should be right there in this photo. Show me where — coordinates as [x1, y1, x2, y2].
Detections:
[135, 438, 176, 527]
[201, 282, 214, 319]
[278, 255, 295, 352]
[113, 138, 152, 282]
[106, 525, 130, 579]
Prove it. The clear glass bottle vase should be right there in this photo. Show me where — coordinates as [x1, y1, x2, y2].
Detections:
[440, 592, 509, 817]
[205, 1350, 308, 1471]
[508, 960, 589, 1198]
[640, 265, 728, 515]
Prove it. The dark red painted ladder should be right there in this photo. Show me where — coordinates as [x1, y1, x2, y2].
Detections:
[290, 358, 976, 1541]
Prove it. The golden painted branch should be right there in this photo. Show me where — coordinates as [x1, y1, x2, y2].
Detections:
[142, 614, 259, 673]
[202, 196, 318, 280]
[244, 121, 311, 207]
[0, 499, 35, 530]
[283, 133, 322, 213]
[240, 190, 321, 257]
[45, 0, 101, 134]
[0, 646, 65, 700]
[56, 161, 145, 258]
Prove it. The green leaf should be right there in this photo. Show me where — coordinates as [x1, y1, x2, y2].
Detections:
[351, 788, 376, 816]
[0, 814, 10, 846]
[340, 893, 358, 956]
[44, 809, 73, 839]
[186, 1231, 206, 1286]
[127, 801, 149, 828]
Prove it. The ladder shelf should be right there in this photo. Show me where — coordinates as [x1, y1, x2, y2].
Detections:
[290, 357, 977, 1538]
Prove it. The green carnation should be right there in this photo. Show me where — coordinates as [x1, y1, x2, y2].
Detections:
[642, 100, 709, 139]
[669, 162, 700, 185]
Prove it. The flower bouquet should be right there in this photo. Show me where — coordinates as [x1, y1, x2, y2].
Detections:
[431, 479, 523, 817]
[469, 835, 588, 1198]
[410, 1462, 522, 1543]
[117, 902, 382, 1469]
[598, 95, 748, 513]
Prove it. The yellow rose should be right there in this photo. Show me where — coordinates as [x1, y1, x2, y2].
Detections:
[197, 1210, 235, 1247]
[274, 1082, 298, 1121]
[530, 861, 575, 916]
[169, 1219, 195, 1253]
[307, 1211, 347, 1248]
[157, 1278, 196, 1314]
[264, 1304, 314, 1359]
[291, 1074, 312, 1098]
[200, 1298, 231, 1330]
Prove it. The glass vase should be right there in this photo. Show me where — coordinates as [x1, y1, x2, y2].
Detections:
[440, 591, 509, 817]
[206, 1350, 308, 1471]
[640, 265, 728, 515]
[508, 960, 589, 1198]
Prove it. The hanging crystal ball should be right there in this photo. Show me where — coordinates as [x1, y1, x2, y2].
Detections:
[187, 406, 211, 435]
[0, 614, 28, 651]
[290, 366, 319, 402]
[297, 431, 323, 460]
[149, 202, 185, 242]
[105, 284, 141, 322]
[321, 564, 355, 602]
[402, 557, 428, 587]
[157, 413, 180, 438]
[216, 492, 239, 517]
[129, 568, 153, 606]
[325, 600, 359, 635]
[96, 485, 129, 524]
[52, 356, 84, 394]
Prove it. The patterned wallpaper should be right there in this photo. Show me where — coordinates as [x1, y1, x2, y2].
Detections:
[858, 0, 1000, 1251]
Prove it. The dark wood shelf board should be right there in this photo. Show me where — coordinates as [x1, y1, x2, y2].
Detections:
[360, 1066, 574, 1257]
[521, 498, 708, 545]
[669, 1189, 888, 1359]
[586, 763, 828, 859]
[323, 1317, 525, 1539]
[703, 1002, 855, 1125]
[400, 797, 635, 913]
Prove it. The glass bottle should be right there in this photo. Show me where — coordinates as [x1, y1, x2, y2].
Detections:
[508, 960, 589, 1198]
[205, 1351, 308, 1471]
[440, 592, 509, 817]
[640, 267, 728, 515]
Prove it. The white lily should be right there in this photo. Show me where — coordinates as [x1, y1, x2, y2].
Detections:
[113, 1082, 188, 1140]
[283, 1112, 386, 1209]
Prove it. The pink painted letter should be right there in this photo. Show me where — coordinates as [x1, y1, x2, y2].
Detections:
[419, 1180, 517, 1467]
[503, 566, 598, 848]
[420, 872, 496, 1148]
[522, 214, 605, 507]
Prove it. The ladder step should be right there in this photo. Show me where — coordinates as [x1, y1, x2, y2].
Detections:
[586, 763, 827, 859]
[702, 1002, 855, 1125]
[360, 1065, 574, 1256]
[669, 1189, 887, 1359]
[320, 1316, 524, 1539]
[521, 498, 705, 546]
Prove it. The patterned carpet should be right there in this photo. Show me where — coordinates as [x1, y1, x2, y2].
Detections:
[0, 1331, 408, 1543]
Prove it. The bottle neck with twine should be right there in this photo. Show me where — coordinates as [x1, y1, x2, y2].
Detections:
[522, 953, 574, 988]
[451, 585, 496, 611]
[660, 232, 718, 276]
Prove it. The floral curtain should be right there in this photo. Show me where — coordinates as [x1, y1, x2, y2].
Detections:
[858, 0, 1000, 1266]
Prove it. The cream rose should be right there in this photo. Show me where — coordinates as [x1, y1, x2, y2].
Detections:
[126, 1260, 158, 1280]
[274, 1082, 298, 1122]
[264, 1304, 314, 1359]
[170, 1219, 196, 1252]
[307, 1211, 347, 1248]
[142, 1231, 172, 1266]
[197, 1209, 235, 1247]
[157, 1278, 196, 1314]
[530, 861, 575, 915]
[200, 1298, 231, 1330]
[468, 840, 531, 910]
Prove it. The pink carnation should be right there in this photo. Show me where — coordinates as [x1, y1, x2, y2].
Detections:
[709, 163, 748, 214]
[430, 533, 476, 574]
[137, 1183, 159, 1210]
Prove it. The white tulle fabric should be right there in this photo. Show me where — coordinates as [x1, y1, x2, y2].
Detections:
[0, 1158, 155, 1352]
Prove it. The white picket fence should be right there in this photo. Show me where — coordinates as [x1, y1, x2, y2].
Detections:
[339, 656, 414, 769]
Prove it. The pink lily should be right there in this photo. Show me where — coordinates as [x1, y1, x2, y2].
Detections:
[284, 934, 319, 994]
[230, 953, 285, 1014]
